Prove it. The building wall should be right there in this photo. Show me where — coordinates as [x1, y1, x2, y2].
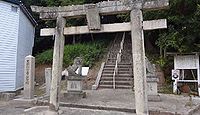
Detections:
[0, 1, 19, 91]
[16, 8, 35, 90]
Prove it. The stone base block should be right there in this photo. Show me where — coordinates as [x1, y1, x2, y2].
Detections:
[0, 92, 15, 101]
[148, 95, 161, 102]
[64, 91, 86, 99]
[43, 110, 59, 115]
[92, 85, 97, 90]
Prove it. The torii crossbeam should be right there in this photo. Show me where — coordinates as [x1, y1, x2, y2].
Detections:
[31, 0, 169, 114]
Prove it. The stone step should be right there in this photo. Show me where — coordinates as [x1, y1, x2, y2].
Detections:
[103, 67, 132, 70]
[121, 54, 132, 57]
[108, 53, 118, 55]
[106, 62, 132, 65]
[108, 52, 132, 56]
[108, 57, 131, 60]
[107, 57, 132, 60]
[107, 58, 117, 60]
[105, 63, 132, 65]
[102, 71, 132, 74]
[104, 65, 132, 68]
[106, 59, 133, 64]
[103, 68, 132, 71]
[101, 77, 133, 81]
[121, 55, 132, 57]
[121, 57, 132, 59]
[100, 81, 132, 85]
[102, 74, 133, 77]
[118, 63, 132, 65]
[120, 61, 132, 64]
[98, 85, 132, 89]
[99, 33, 134, 89]
[106, 61, 116, 64]
[103, 69, 133, 74]
[106, 63, 132, 65]
[122, 50, 132, 52]
[104, 63, 133, 67]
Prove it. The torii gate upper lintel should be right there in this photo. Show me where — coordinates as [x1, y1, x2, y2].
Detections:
[31, 0, 169, 114]
[31, 0, 169, 20]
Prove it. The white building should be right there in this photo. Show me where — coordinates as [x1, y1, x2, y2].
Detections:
[0, 0, 37, 91]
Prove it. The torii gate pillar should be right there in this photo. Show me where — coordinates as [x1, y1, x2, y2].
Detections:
[131, 9, 148, 114]
[49, 16, 66, 112]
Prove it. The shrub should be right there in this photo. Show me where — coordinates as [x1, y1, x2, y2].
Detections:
[35, 40, 108, 67]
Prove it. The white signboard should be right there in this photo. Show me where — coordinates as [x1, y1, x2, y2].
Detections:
[81, 67, 89, 76]
[75, 67, 89, 76]
[174, 55, 199, 69]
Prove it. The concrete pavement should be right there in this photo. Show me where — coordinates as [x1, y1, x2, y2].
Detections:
[0, 89, 200, 115]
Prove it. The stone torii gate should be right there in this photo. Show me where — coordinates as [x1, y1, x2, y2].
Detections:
[31, 0, 169, 114]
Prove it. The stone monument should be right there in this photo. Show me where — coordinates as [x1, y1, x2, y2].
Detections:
[24, 55, 35, 99]
[146, 57, 161, 101]
[64, 57, 86, 98]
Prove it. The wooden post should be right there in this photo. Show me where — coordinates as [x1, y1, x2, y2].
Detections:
[49, 16, 66, 112]
[131, 9, 148, 115]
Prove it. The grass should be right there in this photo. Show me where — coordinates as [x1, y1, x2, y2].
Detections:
[158, 84, 173, 94]
[35, 40, 110, 68]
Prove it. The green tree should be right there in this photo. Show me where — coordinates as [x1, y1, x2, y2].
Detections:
[144, 0, 200, 56]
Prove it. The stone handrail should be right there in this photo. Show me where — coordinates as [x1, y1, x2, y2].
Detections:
[92, 62, 105, 90]
[113, 32, 125, 89]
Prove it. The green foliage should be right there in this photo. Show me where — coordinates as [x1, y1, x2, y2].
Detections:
[40, 0, 98, 6]
[143, 0, 200, 54]
[156, 31, 186, 52]
[66, 18, 87, 27]
[158, 84, 173, 94]
[60, 0, 84, 6]
[36, 40, 108, 67]
[155, 56, 167, 69]
[26, 0, 200, 68]
[35, 50, 53, 64]
[116, 13, 130, 22]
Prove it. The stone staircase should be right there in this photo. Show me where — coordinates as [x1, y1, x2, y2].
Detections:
[98, 33, 133, 89]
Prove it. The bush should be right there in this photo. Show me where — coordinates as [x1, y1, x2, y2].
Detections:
[35, 40, 108, 67]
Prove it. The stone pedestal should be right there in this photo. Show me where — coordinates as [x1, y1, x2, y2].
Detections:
[45, 68, 52, 96]
[0, 92, 15, 101]
[156, 66, 165, 86]
[64, 76, 86, 98]
[24, 55, 35, 99]
[147, 76, 161, 102]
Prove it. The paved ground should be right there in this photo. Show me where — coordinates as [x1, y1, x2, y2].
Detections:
[0, 89, 200, 115]
[0, 102, 134, 115]
[60, 107, 134, 115]
[24, 106, 135, 115]
[60, 89, 200, 114]
[0, 100, 33, 115]
[193, 108, 200, 115]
